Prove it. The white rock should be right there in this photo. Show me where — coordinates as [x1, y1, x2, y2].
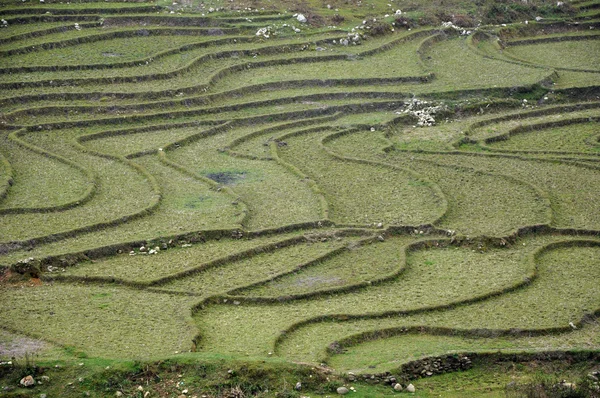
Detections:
[297, 14, 307, 23]
[406, 383, 416, 393]
[20, 375, 35, 387]
[337, 386, 349, 395]
[393, 383, 403, 391]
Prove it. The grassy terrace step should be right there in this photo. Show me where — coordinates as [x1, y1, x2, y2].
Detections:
[225, 114, 342, 160]
[0, 123, 242, 236]
[277, 127, 445, 226]
[464, 103, 600, 141]
[0, 283, 199, 359]
[80, 122, 218, 158]
[0, 132, 93, 211]
[193, 234, 536, 357]
[0, 155, 156, 244]
[2, 98, 404, 133]
[409, 152, 600, 230]
[0, 32, 348, 91]
[0, 29, 420, 98]
[327, 323, 600, 374]
[56, 231, 346, 284]
[505, 31, 600, 45]
[158, 236, 353, 295]
[0, 26, 241, 57]
[274, 235, 600, 364]
[0, 21, 96, 41]
[209, 32, 432, 92]
[424, 35, 552, 92]
[2, 2, 600, 392]
[484, 116, 600, 154]
[166, 123, 324, 230]
[234, 238, 411, 298]
[0, 34, 234, 67]
[325, 130, 551, 236]
[0, 5, 162, 16]
[502, 37, 600, 71]
[0, 127, 163, 246]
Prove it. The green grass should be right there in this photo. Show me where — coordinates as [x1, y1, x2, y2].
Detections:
[275, 235, 600, 364]
[1, 35, 213, 67]
[195, 234, 535, 357]
[328, 324, 600, 374]
[81, 123, 217, 157]
[411, 151, 600, 230]
[210, 31, 430, 92]
[1, 3, 600, 395]
[0, 132, 92, 210]
[487, 119, 600, 153]
[504, 39, 600, 70]
[62, 231, 338, 284]
[236, 239, 404, 298]
[0, 283, 199, 359]
[0, 153, 156, 243]
[326, 129, 551, 236]
[166, 124, 326, 229]
[160, 235, 352, 294]
[423, 36, 550, 91]
[278, 128, 445, 225]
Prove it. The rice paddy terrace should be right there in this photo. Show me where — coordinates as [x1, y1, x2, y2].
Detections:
[0, 0, 600, 396]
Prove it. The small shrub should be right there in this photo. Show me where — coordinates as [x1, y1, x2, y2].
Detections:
[394, 16, 417, 29]
[368, 21, 391, 36]
[330, 14, 345, 25]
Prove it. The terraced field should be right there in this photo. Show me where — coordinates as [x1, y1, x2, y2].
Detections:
[1, 0, 599, 396]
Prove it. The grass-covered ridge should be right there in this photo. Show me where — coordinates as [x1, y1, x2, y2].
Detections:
[1, 0, 599, 396]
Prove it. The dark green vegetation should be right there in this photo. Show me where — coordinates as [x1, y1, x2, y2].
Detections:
[1, 0, 599, 396]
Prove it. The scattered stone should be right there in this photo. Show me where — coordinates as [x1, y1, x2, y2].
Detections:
[406, 383, 415, 393]
[137, 385, 144, 391]
[116, 392, 123, 397]
[393, 383, 403, 391]
[337, 386, 349, 395]
[40, 376, 50, 383]
[20, 375, 35, 387]
[12, 257, 42, 277]
[297, 14, 307, 23]
[40, 394, 47, 398]
[295, 381, 302, 390]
